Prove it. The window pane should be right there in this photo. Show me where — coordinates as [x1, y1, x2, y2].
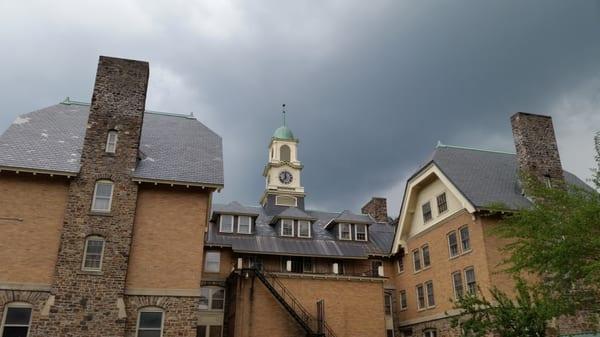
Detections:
[400, 290, 407, 309]
[298, 221, 310, 237]
[437, 193, 447, 213]
[413, 250, 421, 271]
[417, 285, 425, 309]
[138, 331, 161, 337]
[2, 327, 30, 337]
[384, 293, 392, 315]
[199, 288, 210, 309]
[422, 202, 432, 222]
[220, 215, 233, 232]
[340, 223, 351, 240]
[238, 216, 251, 234]
[86, 240, 104, 254]
[209, 325, 222, 337]
[422, 246, 430, 267]
[5, 307, 31, 325]
[139, 312, 163, 329]
[453, 272, 464, 298]
[426, 282, 435, 306]
[197, 326, 207, 337]
[355, 224, 367, 241]
[96, 182, 113, 197]
[281, 219, 293, 236]
[205, 252, 220, 273]
[448, 232, 459, 257]
[460, 227, 470, 251]
[92, 198, 109, 211]
[465, 268, 477, 294]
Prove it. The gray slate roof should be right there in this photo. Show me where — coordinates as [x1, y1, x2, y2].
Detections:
[432, 144, 589, 209]
[0, 102, 224, 186]
[207, 203, 395, 258]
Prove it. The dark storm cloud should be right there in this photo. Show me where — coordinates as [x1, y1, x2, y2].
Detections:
[1, 1, 599, 215]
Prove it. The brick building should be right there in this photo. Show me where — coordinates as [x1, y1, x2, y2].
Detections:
[0, 56, 596, 337]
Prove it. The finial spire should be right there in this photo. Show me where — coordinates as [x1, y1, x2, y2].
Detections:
[282, 103, 286, 126]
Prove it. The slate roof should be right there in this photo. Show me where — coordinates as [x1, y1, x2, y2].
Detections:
[0, 102, 224, 187]
[207, 203, 395, 258]
[431, 144, 590, 210]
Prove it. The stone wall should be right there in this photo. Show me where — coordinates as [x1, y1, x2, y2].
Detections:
[124, 295, 200, 337]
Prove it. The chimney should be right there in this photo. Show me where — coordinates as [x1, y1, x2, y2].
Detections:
[361, 197, 388, 223]
[510, 112, 564, 187]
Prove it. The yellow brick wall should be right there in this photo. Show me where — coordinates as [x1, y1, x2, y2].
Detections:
[0, 172, 69, 285]
[126, 185, 210, 290]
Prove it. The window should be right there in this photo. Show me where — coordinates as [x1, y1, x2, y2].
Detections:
[387, 330, 394, 337]
[248, 256, 264, 271]
[416, 284, 426, 310]
[303, 258, 314, 273]
[237, 216, 251, 234]
[421, 245, 431, 268]
[298, 220, 311, 238]
[275, 195, 297, 206]
[1, 303, 32, 337]
[355, 224, 367, 241]
[281, 219, 294, 237]
[339, 223, 351, 240]
[425, 281, 435, 307]
[447, 231, 459, 257]
[199, 287, 225, 310]
[136, 308, 163, 337]
[282, 257, 313, 273]
[436, 193, 447, 214]
[219, 215, 234, 233]
[452, 271, 464, 299]
[82, 236, 105, 271]
[459, 226, 471, 252]
[413, 249, 421, 272]
[384, 292, 393, 315]
[91, 180, 114, 212]
[422, 202, 432, 222]
[280, 144, 291, 162]
[423, 329, 437, 337]
[465, 268, 476, 294]
[397, 256, 404, 273]
[371, 260, 383, 277]
[399, 290, 408, 310]
[105, 130, 118, 153]
[204, 251, 220, 273]
[197, 325, 222, 337]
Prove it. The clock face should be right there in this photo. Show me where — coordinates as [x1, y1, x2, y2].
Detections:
[279, 171, 293, 184]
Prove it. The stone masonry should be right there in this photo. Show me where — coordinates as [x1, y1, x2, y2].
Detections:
[511, 112, 564, 185]
[37, 56, 149, 337]
[361, 197, 389, 223]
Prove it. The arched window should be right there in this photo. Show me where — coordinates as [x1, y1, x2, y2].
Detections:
[91, 180, 114, 212]
[1, 302, 32, 337]
[105, 130, 118, 153]
[280, 145, 291, 162]
[82, 236, 105, 271]
[136, 307, 164, 337]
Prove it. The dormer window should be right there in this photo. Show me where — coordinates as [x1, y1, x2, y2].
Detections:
[220, 215, 234, 233]
[281, 219, 294, 237]
[298, 220, 311, 238]
[238, 216, 252, 234]
[105, 130, 118, 153]
[339, 223, 352, 240]
[355, 224, 367, 241]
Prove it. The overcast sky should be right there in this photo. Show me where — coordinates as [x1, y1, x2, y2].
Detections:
[1, 1, 599, 216]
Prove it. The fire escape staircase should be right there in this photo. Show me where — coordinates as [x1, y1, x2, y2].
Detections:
[243, 268, 338, 337]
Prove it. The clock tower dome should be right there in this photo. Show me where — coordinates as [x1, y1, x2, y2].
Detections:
[261, 105, 306, 210]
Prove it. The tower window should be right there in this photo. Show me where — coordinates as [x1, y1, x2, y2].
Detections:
[1, 303, 32, 337]
[136, 308, 164, 337]
[105, 130, 118, 153]
[275, 195, 297, 207]
[280, 144, 291, 162]
[91, 180, 114, 212]
[82, 236, 105, 271]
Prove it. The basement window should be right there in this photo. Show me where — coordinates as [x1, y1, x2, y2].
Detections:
[1, 303, 32, 337]
[105, 130, 118, 153]
[136, 308, 164, 337]
[91, 180, 114, 212]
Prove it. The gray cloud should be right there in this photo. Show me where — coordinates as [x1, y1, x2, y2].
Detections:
[1, 0, 599, 216]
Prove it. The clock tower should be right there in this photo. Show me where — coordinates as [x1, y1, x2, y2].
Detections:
[261, 105, 306, 210]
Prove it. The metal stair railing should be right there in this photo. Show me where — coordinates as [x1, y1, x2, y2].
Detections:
[243, 268, 337, 337]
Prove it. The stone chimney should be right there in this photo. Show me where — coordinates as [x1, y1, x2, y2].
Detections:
[361, 197, 388, 223]
[510, 112, 564, 186]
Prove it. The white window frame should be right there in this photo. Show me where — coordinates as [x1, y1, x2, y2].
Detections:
[219, 215, 234, 233]
[436, 192, 448, 214]
[136, 307, 164, 337]
[204, 251, 221, 273]
[413, 248, 421, 272]
[1, 302, 32, 337]
[425, 281, 435, 308]
[421, 201, 432, 222]
[421, 244, 431, 268]
[275, 195, 297, 207]
[105, 130, 118, 153]
[338, 223, 352, 240]
[399, 290, 408, 310]
[280, 219, 294, 237]
[81, 236, 105, 272]
[199, 286, 226, 311]
[459, 225, 471, 252]
[237, 216, 252, 234]
[465, 267, 477, 294]
[354, 224, 368, 241]
[91, 180, 114, 212]
[447, 231, 459, 258]
[452, 271, 464, 299]
[297, 220, 311, 238]
[416, 284, 426, 310]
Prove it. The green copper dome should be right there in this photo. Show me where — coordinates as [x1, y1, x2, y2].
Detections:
[273, 125, 294, 140]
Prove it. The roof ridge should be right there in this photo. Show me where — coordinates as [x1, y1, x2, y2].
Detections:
[59, 98, 196, 120]
[436, 141, 515, 155]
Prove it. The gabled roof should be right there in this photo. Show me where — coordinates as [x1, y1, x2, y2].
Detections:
[206, 203, 394, 258]
[271, 207, 316, 223]
[324, 210, 373, 229]
[0, 102, 224, 187]
[211, 202, 260, 219]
